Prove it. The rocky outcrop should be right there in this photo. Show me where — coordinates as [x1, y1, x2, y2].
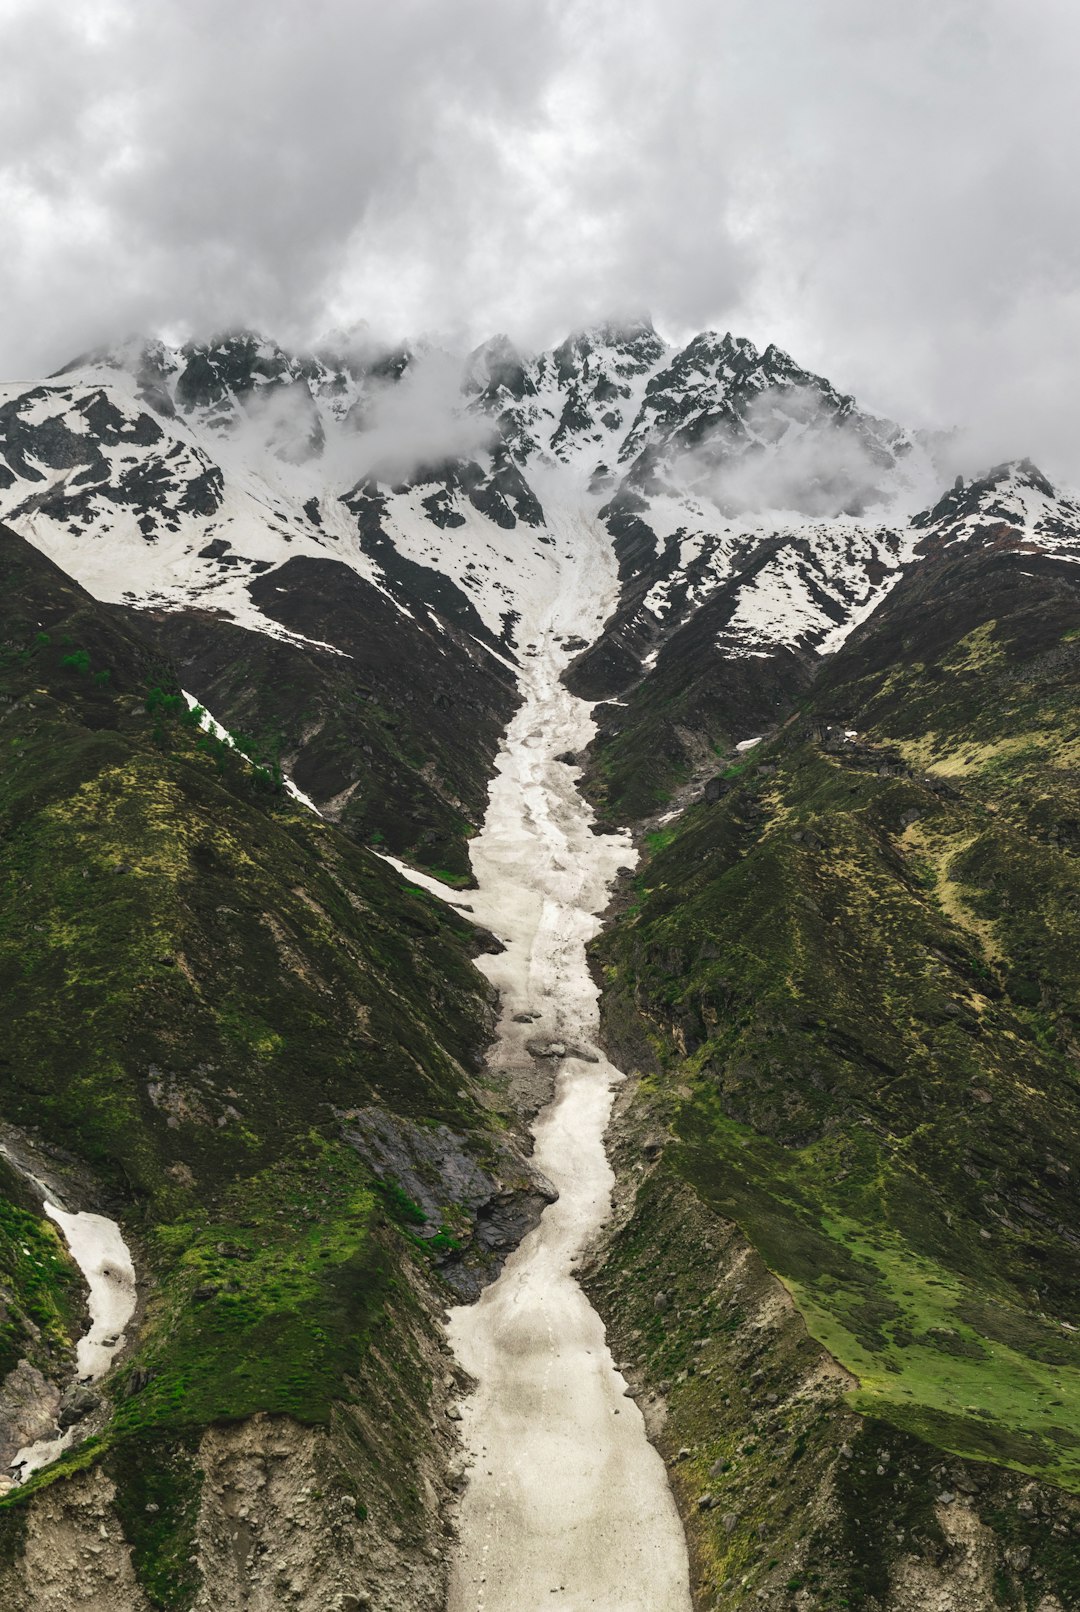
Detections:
[0, 1364, 61, 1475]
[341, 1105, 556, 1299]
[0, 1465, 152, 1612]
[189, 1414, 447, 1612]
[0, 1249, 473, 1612]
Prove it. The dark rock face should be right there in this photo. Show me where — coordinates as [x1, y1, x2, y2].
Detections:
[617, 331, 904, 481]
[58, 1385, 100, 1430]
[394, 443, 546, 534]
[340, 483, 516, 656]
[569, 581, 817, 822]
[175, 349, 228, 412]
[463, 333, 537, 408]
[174, 331, 322, 414]
[342, 1106, 556, 1299]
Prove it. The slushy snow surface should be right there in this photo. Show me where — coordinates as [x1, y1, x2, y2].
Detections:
[403, 484, 692, 1611]
[44, 1204, 137, 1384]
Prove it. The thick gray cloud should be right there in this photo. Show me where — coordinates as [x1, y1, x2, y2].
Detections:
[2, 0, 1078, 478]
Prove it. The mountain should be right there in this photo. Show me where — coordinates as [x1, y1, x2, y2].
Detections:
[0, 521, 558, 1606]
[591, 462, 1080, 1604]
[0, 320, 939, 845]
[1, 319, 1079, 1608]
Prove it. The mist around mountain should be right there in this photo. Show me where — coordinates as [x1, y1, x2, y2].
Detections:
[0, 318, 1078, 1608]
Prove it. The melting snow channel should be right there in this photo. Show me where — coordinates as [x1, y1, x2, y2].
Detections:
[0, 1147, 137, 1485]
[409, 487, 692, 1611]
[42, 1207, 137, 1385]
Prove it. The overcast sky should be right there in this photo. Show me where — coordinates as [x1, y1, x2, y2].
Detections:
[2, 0, 1078, 477]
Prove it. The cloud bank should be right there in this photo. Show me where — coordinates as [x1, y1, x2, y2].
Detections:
[1, 0, 1079, 479]
[679, 387, 910, 521]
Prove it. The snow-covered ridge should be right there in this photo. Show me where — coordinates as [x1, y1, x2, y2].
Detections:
[913, 459, 1080, 560]
[0, 371, 395, 645]
[1, 324, 1078, 689]
[714, 522, 912, 659]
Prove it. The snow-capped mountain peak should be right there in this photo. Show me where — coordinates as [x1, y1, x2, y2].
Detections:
[912, 458, 1080, 558]
[463, 335, 536, 409]
[3, 322, 1078, 714]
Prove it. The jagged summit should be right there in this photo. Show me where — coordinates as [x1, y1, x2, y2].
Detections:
[548, 314, 664, 377]
[618, 327, 909, 470]
[463, 334, 535, 409]
[2, 320, 1078, 705]
[912, 457, 1080, 557]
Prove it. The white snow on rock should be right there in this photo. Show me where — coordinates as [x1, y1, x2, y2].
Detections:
[376, 480, 559, 644]
[915, 461, 1080, 557]
[0, 355, 424, 631]
[181, 691, 323, 815]
[702, 522, 913, 661]
[4, 329, 1078, 694]
[0, 1147, 138, 1486]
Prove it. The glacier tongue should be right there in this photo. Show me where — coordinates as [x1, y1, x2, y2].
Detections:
[392, 480, 693, 1610]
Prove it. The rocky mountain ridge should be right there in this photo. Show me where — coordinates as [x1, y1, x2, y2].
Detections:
[2, 318, 1080, 1608]
[0, 318, 933, 651]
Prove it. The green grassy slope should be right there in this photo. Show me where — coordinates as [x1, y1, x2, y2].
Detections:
[596, 544, 1080, 1496]
[0, 523, 503, 1600]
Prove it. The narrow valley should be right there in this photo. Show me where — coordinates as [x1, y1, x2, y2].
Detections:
[441, 504, 693, 1611]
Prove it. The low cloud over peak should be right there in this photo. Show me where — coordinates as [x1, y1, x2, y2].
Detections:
[2, 1, 1079, 481]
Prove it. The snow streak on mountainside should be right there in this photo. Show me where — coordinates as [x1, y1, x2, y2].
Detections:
[1, 320, 1079, 707]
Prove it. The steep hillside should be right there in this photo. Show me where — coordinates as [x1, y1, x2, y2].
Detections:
[144, 575, 514, 881]
[0, 522, 546, 1609]
[0, 350, 523, 878]
[588, 463, 1080, 1605]
[5, 317, 1080, 1607]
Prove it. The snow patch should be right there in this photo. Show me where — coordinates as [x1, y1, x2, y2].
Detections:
[44, 1206, 137, 1384]
[0, 1151, 138, 1486]
[182, 691, 322, 814]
